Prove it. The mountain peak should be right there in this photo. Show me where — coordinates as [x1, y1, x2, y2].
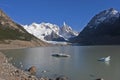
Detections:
[0, 9, 11, 21]
[108, 8, 117, 12]
[106, 8, 119, 15]
[73, 8, 120, 45]
[23, 22, 78, 41]
[87, 8, 120, 28]
[0, 8, 4, 15]
[63, 21, 66, 26]
[60, 22, 78, 39]
[62, 22, 74, 31]
[108, 8, 118, 12]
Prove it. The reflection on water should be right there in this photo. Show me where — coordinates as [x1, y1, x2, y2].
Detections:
[2, 46, 120, 80]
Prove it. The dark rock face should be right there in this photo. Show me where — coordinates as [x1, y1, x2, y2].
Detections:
[77, 18, 120, 45]
[73, 8, 120, 45]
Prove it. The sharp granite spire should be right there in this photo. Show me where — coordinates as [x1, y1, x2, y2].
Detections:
[63, 21, 66, 26]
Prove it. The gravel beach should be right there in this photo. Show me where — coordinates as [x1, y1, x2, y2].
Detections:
[0, 52, 39, 80]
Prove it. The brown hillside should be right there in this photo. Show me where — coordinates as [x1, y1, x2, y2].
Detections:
[0, 9, 49, 48]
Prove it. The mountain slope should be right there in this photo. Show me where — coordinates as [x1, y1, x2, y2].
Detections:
[23, 22, 78, 41]
[73, 8, 120, 45]
[60, 22, 78, 40]
[0, 9, 48, 47]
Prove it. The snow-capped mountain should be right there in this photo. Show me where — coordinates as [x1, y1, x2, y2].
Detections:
[72, 8, 120, 45]
[60, 22, 78, 39]
[87, 8, 120, 28]
[23, 22, 78, 41]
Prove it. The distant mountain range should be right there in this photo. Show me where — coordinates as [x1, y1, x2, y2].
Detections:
[23, 22, 78, 41]
[0, 9, 48, 47]
[72, 8, 120, 45]
[1, 8, 120, 46]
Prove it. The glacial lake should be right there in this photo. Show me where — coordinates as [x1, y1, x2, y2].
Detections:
[1, 46, 120, 80]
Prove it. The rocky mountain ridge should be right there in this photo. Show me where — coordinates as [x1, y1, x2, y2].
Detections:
[72, 8, 120, 45]
[23, 22, 78, 41]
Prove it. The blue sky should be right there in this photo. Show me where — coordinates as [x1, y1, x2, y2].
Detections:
[0, 0, 120, 31]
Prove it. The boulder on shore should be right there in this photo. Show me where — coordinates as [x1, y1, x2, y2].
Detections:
[28, 66, 37, 75]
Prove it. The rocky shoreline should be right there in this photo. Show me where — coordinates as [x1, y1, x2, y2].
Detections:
[0, 51, 68, 80]
[0, 52, 39, 80]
